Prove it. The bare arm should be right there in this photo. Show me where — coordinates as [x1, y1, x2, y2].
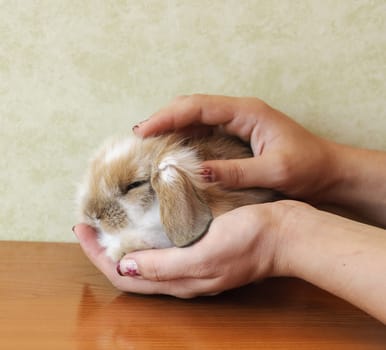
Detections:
[321, 142, 386, 227]
[279, 203, 386, 323]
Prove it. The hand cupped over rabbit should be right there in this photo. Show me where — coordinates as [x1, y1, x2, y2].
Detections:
[77, 134, 276, 262]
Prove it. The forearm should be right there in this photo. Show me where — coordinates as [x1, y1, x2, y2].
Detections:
[279, 204, 386, 323]
[321, 142, 386, 227]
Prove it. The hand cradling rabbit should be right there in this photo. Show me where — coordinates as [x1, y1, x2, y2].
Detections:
[77, 133, 276, 262]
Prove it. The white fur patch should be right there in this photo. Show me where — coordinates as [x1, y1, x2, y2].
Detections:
[98, 231, 121, 250]
[158, 157, 179, 183]
[103, 138, 137, 164]
[158, 149, 200, 184]
[98, 198, 173, 261]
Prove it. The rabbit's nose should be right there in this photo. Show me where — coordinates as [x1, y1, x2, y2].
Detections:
[101, 201, 128, 231]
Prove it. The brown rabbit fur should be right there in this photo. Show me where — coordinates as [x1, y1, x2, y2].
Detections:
[77, 133, 276, 261]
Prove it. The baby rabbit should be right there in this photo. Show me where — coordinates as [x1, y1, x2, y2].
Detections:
[77, 133, 276, 262]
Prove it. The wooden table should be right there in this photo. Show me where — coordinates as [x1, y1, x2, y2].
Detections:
[0, 241, 385, 349]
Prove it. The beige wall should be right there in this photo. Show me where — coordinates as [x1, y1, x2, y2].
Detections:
[1, 1, 385, 242]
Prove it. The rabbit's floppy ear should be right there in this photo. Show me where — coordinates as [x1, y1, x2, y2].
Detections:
[151, 157, 212, 247]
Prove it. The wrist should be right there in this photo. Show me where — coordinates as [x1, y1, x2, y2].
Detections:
[307, 139, 346, 204]
[315, 142, 386, 226]
[270, 200, 344, 279]
[316, 141, 351, 201]
[268, 200, 316, 278]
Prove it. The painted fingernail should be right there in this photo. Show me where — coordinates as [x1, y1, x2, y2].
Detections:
[116, 263, 123, 276]
[132, 118, 149, 133]
[118, 259, 140, 277]
[72, 225, 76, 233]
[200, 168, 214, 182]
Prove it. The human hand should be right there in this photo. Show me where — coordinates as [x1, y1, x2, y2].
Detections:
[74, 198, 386, 322]
[134, 94, 337, 202]
[73, 201, 297, 298]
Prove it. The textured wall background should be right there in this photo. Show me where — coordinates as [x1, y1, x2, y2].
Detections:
[0, 0, 385, 242]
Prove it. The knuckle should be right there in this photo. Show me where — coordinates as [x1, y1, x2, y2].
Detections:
[187, 94, 207, 108]
[193, 261, 215, 279]
[242, 96, 266, 110]
[145, 258, 163, 282]
[173, 94, 205, 104]
[190, 93, 204, 101]
[227, 162, 246, 187]
[249, 97, 270, 113]
[172, 94, 204, 113]
[173, 94, 188, 103]
[272, 154, 293, 187]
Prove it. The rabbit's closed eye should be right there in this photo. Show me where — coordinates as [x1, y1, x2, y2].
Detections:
[120, 180, 148, 195]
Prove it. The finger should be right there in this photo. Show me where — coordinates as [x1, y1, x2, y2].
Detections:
[202, 155, 282, 189]
[73, 224, 117, 281]
[112, 273, 222, 298]
[135, 95, 262, 138]
[73, 224, 220, 297]
[73, 224, 228, 297]
[118, 244, 213, 282]
[177, 125, 215, 138]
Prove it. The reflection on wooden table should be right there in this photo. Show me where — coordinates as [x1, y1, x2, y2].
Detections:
[0, 241, 385, 349]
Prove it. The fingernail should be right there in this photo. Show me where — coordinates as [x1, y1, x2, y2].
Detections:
[72, 225, 76, 233]
[200, 168, 214, 182]
[116, 263, 123, 276]
[118, 259, 140, 277]
[132, 119, 149, 133]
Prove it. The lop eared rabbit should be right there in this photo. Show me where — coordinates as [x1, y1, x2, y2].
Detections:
[77, 133, 276, 261]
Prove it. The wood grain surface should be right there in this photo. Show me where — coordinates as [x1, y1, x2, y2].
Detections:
[0, 241, 384, 349]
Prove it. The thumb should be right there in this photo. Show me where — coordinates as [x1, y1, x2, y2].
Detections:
[118, 246, 200, 281]
[202, 156, 277, 189]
